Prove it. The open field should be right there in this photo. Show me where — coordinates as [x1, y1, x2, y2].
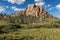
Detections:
[0, 28, 60, 40]
[0, 19, 60, 40]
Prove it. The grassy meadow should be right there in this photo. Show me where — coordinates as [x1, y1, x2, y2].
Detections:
[0, 14, 60, 40]
[1, 28, 60, 40]
[0, 19, 60, 40]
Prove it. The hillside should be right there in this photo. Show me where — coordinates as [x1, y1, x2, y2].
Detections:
[0, 4, 60, 40]
[5, 4, 56, 24]
[0, 4, 56, 21]
[11, 4, 56, 18]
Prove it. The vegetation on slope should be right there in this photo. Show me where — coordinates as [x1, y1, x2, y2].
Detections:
[0, 13, 60, 40]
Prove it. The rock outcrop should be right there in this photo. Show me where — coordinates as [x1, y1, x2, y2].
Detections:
[0, 4, 56, 21]
[10, 4, 56, 19]
[22, 4, 55, 19]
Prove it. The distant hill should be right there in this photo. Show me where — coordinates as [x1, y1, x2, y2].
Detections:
[10, 4, 56, 20]
[0, 4, 57, 24]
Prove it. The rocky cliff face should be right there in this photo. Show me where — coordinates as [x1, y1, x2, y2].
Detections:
[22, 4, 55, 19]
[11, 4, 56, 19]
[0, 4, 56, 22]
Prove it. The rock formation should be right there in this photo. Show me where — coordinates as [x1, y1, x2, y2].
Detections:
[22, 4, 56, 19]
[7, 4, 56, 20]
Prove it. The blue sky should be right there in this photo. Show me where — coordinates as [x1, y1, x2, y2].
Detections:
[0, 0, 60, 18]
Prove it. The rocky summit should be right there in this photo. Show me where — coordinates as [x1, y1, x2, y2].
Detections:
[11, 4, 56, 19]
[1, 4, 56, 21]
[23, 4, 56, 18]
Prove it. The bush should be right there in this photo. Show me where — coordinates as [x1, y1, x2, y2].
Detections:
[0, 24, 22, 34]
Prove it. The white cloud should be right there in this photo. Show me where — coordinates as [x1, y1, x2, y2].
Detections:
[44, 4, 51, 8]
[5, 0, 25, 4]
[35, 0, 39, 2]
[48, 7, 54, 11]
[0, 6, 5, 12]
[11, 6, 24, 11]
[48, 8, 52, 10]
[35, 0, 45, 6]
[35, 2, 45, 6]
[6, 6, 9, 8]
[47, 5, 51, 7]
[56, 4, 60, 9]
[44, 4, 54, 11]
[35, 0, 43, 2]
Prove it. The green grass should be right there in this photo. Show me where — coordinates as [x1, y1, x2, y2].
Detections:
[0, 20, 9, 25]
[15, 28, 60, 40]
[0, 19, 60, 40]
[0, 28, 60, 40]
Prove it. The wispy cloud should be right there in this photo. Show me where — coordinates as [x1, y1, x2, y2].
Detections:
[35, 0, 45, 6]
[56, 4, 60, 10]
[55, 4, 60, 12]
[48, 7, 54, 10]
[44, 4, 51, 8]
[0, 6, 5, 13]
[4, 0, 25, 5]
[6, 6, 9, 8]
[35, 0, 43, 2]
[44, 4, 55, 11]
[11, 6, 24, 11]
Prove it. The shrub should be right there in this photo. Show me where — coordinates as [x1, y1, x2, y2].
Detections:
[0, 24, 22, 33]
